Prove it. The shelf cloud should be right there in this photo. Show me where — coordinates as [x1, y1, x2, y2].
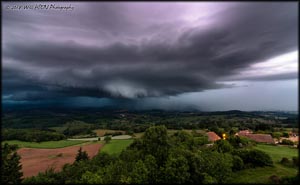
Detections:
[2, 2, 298, 108]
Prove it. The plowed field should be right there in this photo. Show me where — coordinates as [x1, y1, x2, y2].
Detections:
[18, 143, 103, 178]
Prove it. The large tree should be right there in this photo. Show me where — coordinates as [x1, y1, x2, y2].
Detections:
[141, 125, 170, 166]
[1, 143, 23, 184]
[75, 147, 89, 162]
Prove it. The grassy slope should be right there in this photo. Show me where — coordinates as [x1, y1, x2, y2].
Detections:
[100, 139, 133, 155]
[229, 144, 299, 184]
[3, 140, 88, 149]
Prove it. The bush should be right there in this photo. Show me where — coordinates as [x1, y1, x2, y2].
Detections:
[234, 149, 273, 168]
[281, 139, 294, 146]
[282, 132, 289, 138]
[232, 155, 244, 171]
[281, 175, 299, 184]
[292, 157, 299, 166]
[269, 175, 281, 184]
[214, 139, 233, 153]
[280, 157, 290, 165]
[104, 136, 112, 143]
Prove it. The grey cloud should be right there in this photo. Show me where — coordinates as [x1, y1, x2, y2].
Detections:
[2, 2, 298, 101]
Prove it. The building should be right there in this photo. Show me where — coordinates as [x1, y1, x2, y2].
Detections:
[207, 131, 221, 142]
[236, 130, 253, 136]
[241, 133, 274, 144]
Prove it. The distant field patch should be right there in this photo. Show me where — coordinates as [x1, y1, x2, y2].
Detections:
[3, 140, 87, 149]
[101, 139, 133, 155]
[93, 129, 125, 137]
[254, 144, 298, 163]
[229, 144, 298, 183]
[132, 132, 144, 138]
[229, 164, 298, 184]
[67, 135, 132, 141]
[49, 126, 68, 133]
[111, 135, 132, 139]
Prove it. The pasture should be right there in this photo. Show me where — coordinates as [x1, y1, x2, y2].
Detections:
[3, 140, 88, 149]
[228, 144, 298, 183]
[100, 139, 133, 155]
[254, 144, 298, 163]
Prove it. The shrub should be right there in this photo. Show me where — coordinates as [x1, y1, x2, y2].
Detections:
[269, 175, 281, 184]
[281, 139, 294, 146]
[281, 175, 299, 184]
[56, 153, 63, 157]
[234, 149, 273, 168]
[292, 157, 299, 166]
[104, 136, 112, 143]
[214, 139, 233, 153]
[280, 157, 290, 165]
[282, 132, 289, 138]
[232, 155, 244, 171]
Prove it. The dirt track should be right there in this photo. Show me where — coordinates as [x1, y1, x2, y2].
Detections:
[17, 143, 103, 178]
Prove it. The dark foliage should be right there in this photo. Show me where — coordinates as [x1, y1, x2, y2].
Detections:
[2, 129, 66, 142]
[75, 147, 89, 162]
[233, 149, 273, 168]
[1, 143, 23, 184]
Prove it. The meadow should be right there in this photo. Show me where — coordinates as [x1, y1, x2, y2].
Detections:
[254, 144, 298, 162]
[228, 144, 298, 183]
[3, 140, 88, 149]
[100, 139, 134, 155]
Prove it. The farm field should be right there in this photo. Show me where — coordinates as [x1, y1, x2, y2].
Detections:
[228, 144, 299, 183]
[254, 144, 298, 162]
[93, 129, 126, 137]
[100, 139, 133, 155]
[132, 132, 144, 138]
[67, 135, 132, 141]
[3, 140, 88, 149]
[17, 143, 103, 178]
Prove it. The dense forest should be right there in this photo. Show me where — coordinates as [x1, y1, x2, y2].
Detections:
[2, 109, 298, 129]
[2, 109, 298, 141]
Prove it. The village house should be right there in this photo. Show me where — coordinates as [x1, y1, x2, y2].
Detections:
[207, 131, 221, 142]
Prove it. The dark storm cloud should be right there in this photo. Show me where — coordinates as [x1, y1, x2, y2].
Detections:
[2, 2, 298, 101]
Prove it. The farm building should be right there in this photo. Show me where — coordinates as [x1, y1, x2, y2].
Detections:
[207, 131, 221, 142]
[236, 130, 253, 136]
[239, 133, 275, 144]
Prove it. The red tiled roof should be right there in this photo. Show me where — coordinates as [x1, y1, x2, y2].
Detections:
[241, 134, 274, 144]
[207, 132, 221, 142]
[238, 130, 253, 135]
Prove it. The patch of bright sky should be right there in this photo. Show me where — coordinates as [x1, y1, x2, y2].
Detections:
[228, 50, 298, 80]
[173, 79, 298, 111]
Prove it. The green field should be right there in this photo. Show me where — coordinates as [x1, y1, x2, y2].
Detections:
[229, 144, 299, 184]
[2, 140, 88, 149]
[100, 139, 133, 155]
[254, 144, 298, 163]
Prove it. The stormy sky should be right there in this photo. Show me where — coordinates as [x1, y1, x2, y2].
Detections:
[2, 2, 298, 111]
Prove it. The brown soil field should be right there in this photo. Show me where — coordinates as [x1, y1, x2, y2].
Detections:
[18, 143, 103, 178]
